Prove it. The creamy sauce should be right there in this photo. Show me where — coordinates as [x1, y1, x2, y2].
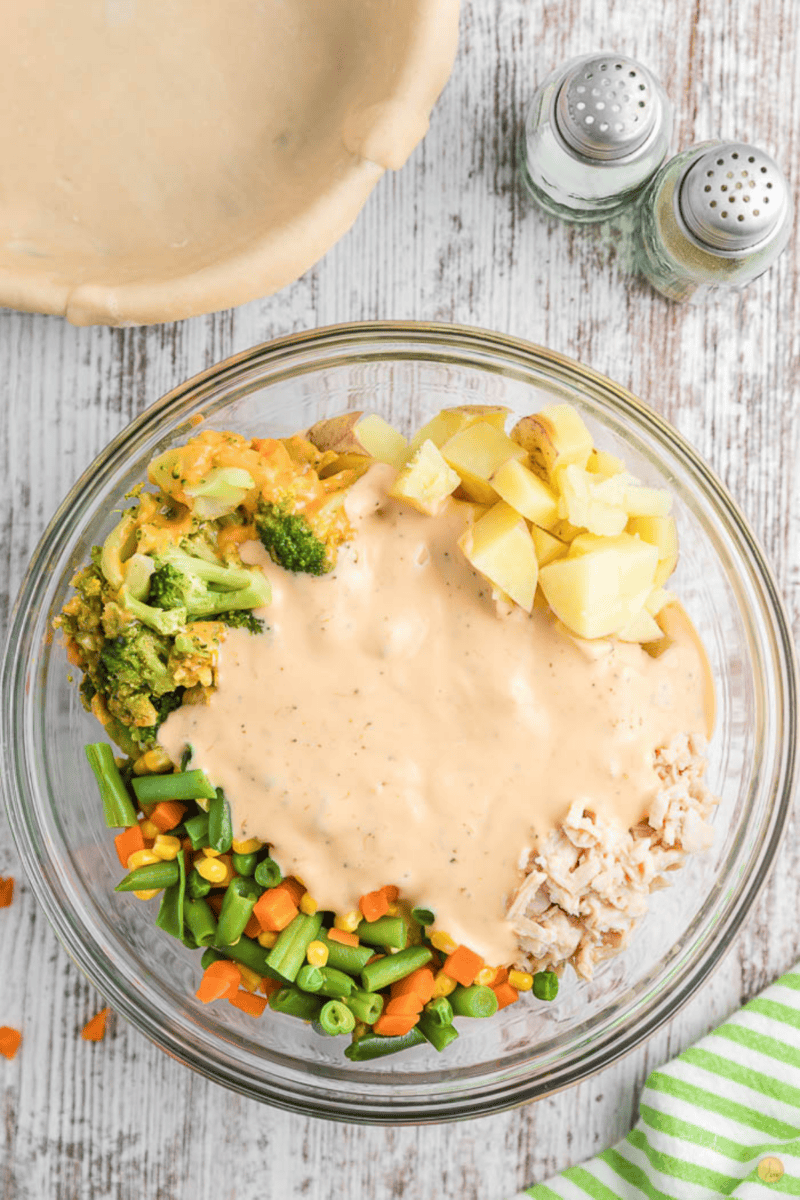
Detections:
[160, 465, 712, 963]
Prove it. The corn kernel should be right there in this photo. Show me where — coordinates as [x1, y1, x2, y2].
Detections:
[508, 969, 534, 992]
[300, 894, 318, 915]
[133, 888, 159, 901]
[334, 910, 361, 933]
[257, 930, 278, 949]
[202, 846, 222, 858]
[475, 967, 497, 987]
[139, 819, 160, 840]
[152, 835, 181, 861]
[353, 1022, 368, 1040]
[237, 964, 262, 993]
[306, 941, 329, 967]
[432, 970, 457, 999]
[135, 747, 172, 774]
[386, 903, 400, 917]
[430, 930, 458, 955]
[196, 857, 228, 884]
[127, 848, 160, 871]
[232, 837, 263, 855]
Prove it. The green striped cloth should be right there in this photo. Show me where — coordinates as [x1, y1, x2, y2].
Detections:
[516, 966, 800, 1199]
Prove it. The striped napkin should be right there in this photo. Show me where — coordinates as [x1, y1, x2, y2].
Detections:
[514, 965, 800, 1199]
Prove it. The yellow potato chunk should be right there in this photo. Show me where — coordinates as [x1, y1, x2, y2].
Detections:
[491, 458, 559, 529]
[441, 422, 526, 505]
[458, 501, 538, 613]
[389, 440, 461, 515]
[616, 608, 664, 643]
[627, 515, 679, 585]
[539, 533, 659, 638]
[587, 449, 625, 478]
[405, 406, 509, 459]
[530, 525, 568, 567]
[624, 484, 672, 518]
[511, 405, 594, 477]
[556, 465, 628, 537]
[355, 415, 408, 467]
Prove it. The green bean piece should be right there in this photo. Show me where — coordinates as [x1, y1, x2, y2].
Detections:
[155, 847, 186, 940]
[295, 964, 325, 993]
[208, 789, 233, 854]
[317, 932, 373, 975]
[449, 984, 498, 1019]
[183, 812, 210, 850]
[115, 860, 180, 892]
[187, 868, 212, 900]
[217, 934, 285, 983]
[216, 877, 258, 947]
[185, 898, 219, 947]
[132, 769, 216, 804]
[533, 970, 559, 1001]
[345, 989, 384, 1025]
[361, 946, 433, 993]
[253, 858, 282, 889]
[316, 966, 354, 999]
[411, 906, 435, 927]
[85, 743, 138, 828]
[269, 986, 323, 1022]
[357, 915, 407, 949]
[231, 851, 258, 877]
[181, 931, 198, 951]
[200, 947, 225, 970]
[423, 996, 454, 1027]
[267, 912, 323, 982]
[418, 1014, 460, 1052]
[317, 1001, 356, 1036]
[344, 1028, 426, 1061]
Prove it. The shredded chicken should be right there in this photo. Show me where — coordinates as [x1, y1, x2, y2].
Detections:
[507, 732, 718, 981]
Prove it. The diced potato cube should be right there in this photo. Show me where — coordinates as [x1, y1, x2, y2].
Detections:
[644, 586, 675, 616]
[587, 449, 625, 478]
[551, 517, 582, 544]
[627, 515, 679, 585]
[405, 406, 510, 459]
[441, 422, 526, 505]
[355, 415, 408, 467]
[306, 411, 407, 468]
[624, 485, 672, 518]
[556, 465, 628, 537]
[616, 608, 664, 643]
[530, 525, 568, 567]
[389, 440, 461, 515]
[458, 502, 538, 613]
[511, 405, 594, 477]
[491, 458, 559, 529]
[539, 533, 659, 638]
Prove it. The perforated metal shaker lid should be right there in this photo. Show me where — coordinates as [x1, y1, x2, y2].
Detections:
[676, 143, 792, 254]
[554, 55, 664, 162]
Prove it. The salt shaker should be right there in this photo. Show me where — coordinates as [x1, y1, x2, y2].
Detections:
[519, 54, 673, 223]
[636, 141, 793, 301]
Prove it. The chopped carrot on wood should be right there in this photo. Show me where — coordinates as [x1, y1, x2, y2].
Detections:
[0, 1027, 21, 1059]
[0, 877, 15, 908]
[328, 928, 359, 947]
[196, 960, 241, 1003]
[492, 982, 520, 1010]
[81, 1008, 110, 1041]
[228, 990, 268, 1017]
[384, 994, 424, 1017]
[149, 801, 187, 833]
[443, 944, 484, 987]
[252, 885, 298, 932]
[359, 889, 390, 922]
[390, 967, 435, 1003]
[113, 825, 145, 868]
[373, 1013, 419, 1037]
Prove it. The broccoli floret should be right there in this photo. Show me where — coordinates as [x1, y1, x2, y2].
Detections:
[254, 502, 330, 575]
[100, 625, 177, 700]
[216, 610, 265, 635]
[148, 547, 270, 620]
[118, 587, 187, 636]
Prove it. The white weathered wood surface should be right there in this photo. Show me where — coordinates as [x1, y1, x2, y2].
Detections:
[1, 1, 799, 1195]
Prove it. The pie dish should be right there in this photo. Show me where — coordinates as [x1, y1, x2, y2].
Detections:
[0, 0, 459, 326]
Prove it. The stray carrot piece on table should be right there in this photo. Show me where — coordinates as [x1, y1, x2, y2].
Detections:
[0, 876, 15, 908]
[373, 1013, 419, 1037]
[0, 1027, 22, 1059]
[253, 885, 298, 932]
[492, 982, 520, 1011]
[390, 967, 435, 1003]
[150, 802, 188, 834]
[114, 825, 145, 869]
[81, 1008, 110, 1041]
[328, 928, 359, 947]
[384, 994, 425, 1017]
[359, 889, 390, 923]
[228, 990, 268, 1017]
[196, 960, 241, 1003]
[443, 944, 484, 987]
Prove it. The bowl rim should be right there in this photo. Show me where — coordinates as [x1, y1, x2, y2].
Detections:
[3, 319, 797, 1122]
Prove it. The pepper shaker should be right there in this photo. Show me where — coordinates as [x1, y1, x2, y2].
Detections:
[636, 141, 793, 301]
[519, 54, 673, 223]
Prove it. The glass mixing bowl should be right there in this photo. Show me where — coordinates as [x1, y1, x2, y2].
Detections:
[2, 322, 796, 1123]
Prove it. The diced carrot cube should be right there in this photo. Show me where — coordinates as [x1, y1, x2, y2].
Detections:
[359, 890, 390, 922]
[390, 967, 435, 1003]
[196, 960, 241, 1003]
[380, 885, 400, 903]
[207, 893, 224, 917]
[228, 990, 268, 1017]
[373, 1013, 419, 1037]
[443, 944, 484, 987]
[253, 885, 298, 932]
[280, 877, 305, 904]
[0, 1027, 21, 1059]
[384, 994, 424, 1017]
[328, 928, 359, 947]
[243, 913, 261, 939]
[260, 977, 282, 998]
[493, 966, 509, 986]
[492, 982, 520, 1010]
[150, 802, 187, 833]
[114, 824, 146, 868]
[0, 876, 15, 908]
[81, 1008, 110, 1041]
